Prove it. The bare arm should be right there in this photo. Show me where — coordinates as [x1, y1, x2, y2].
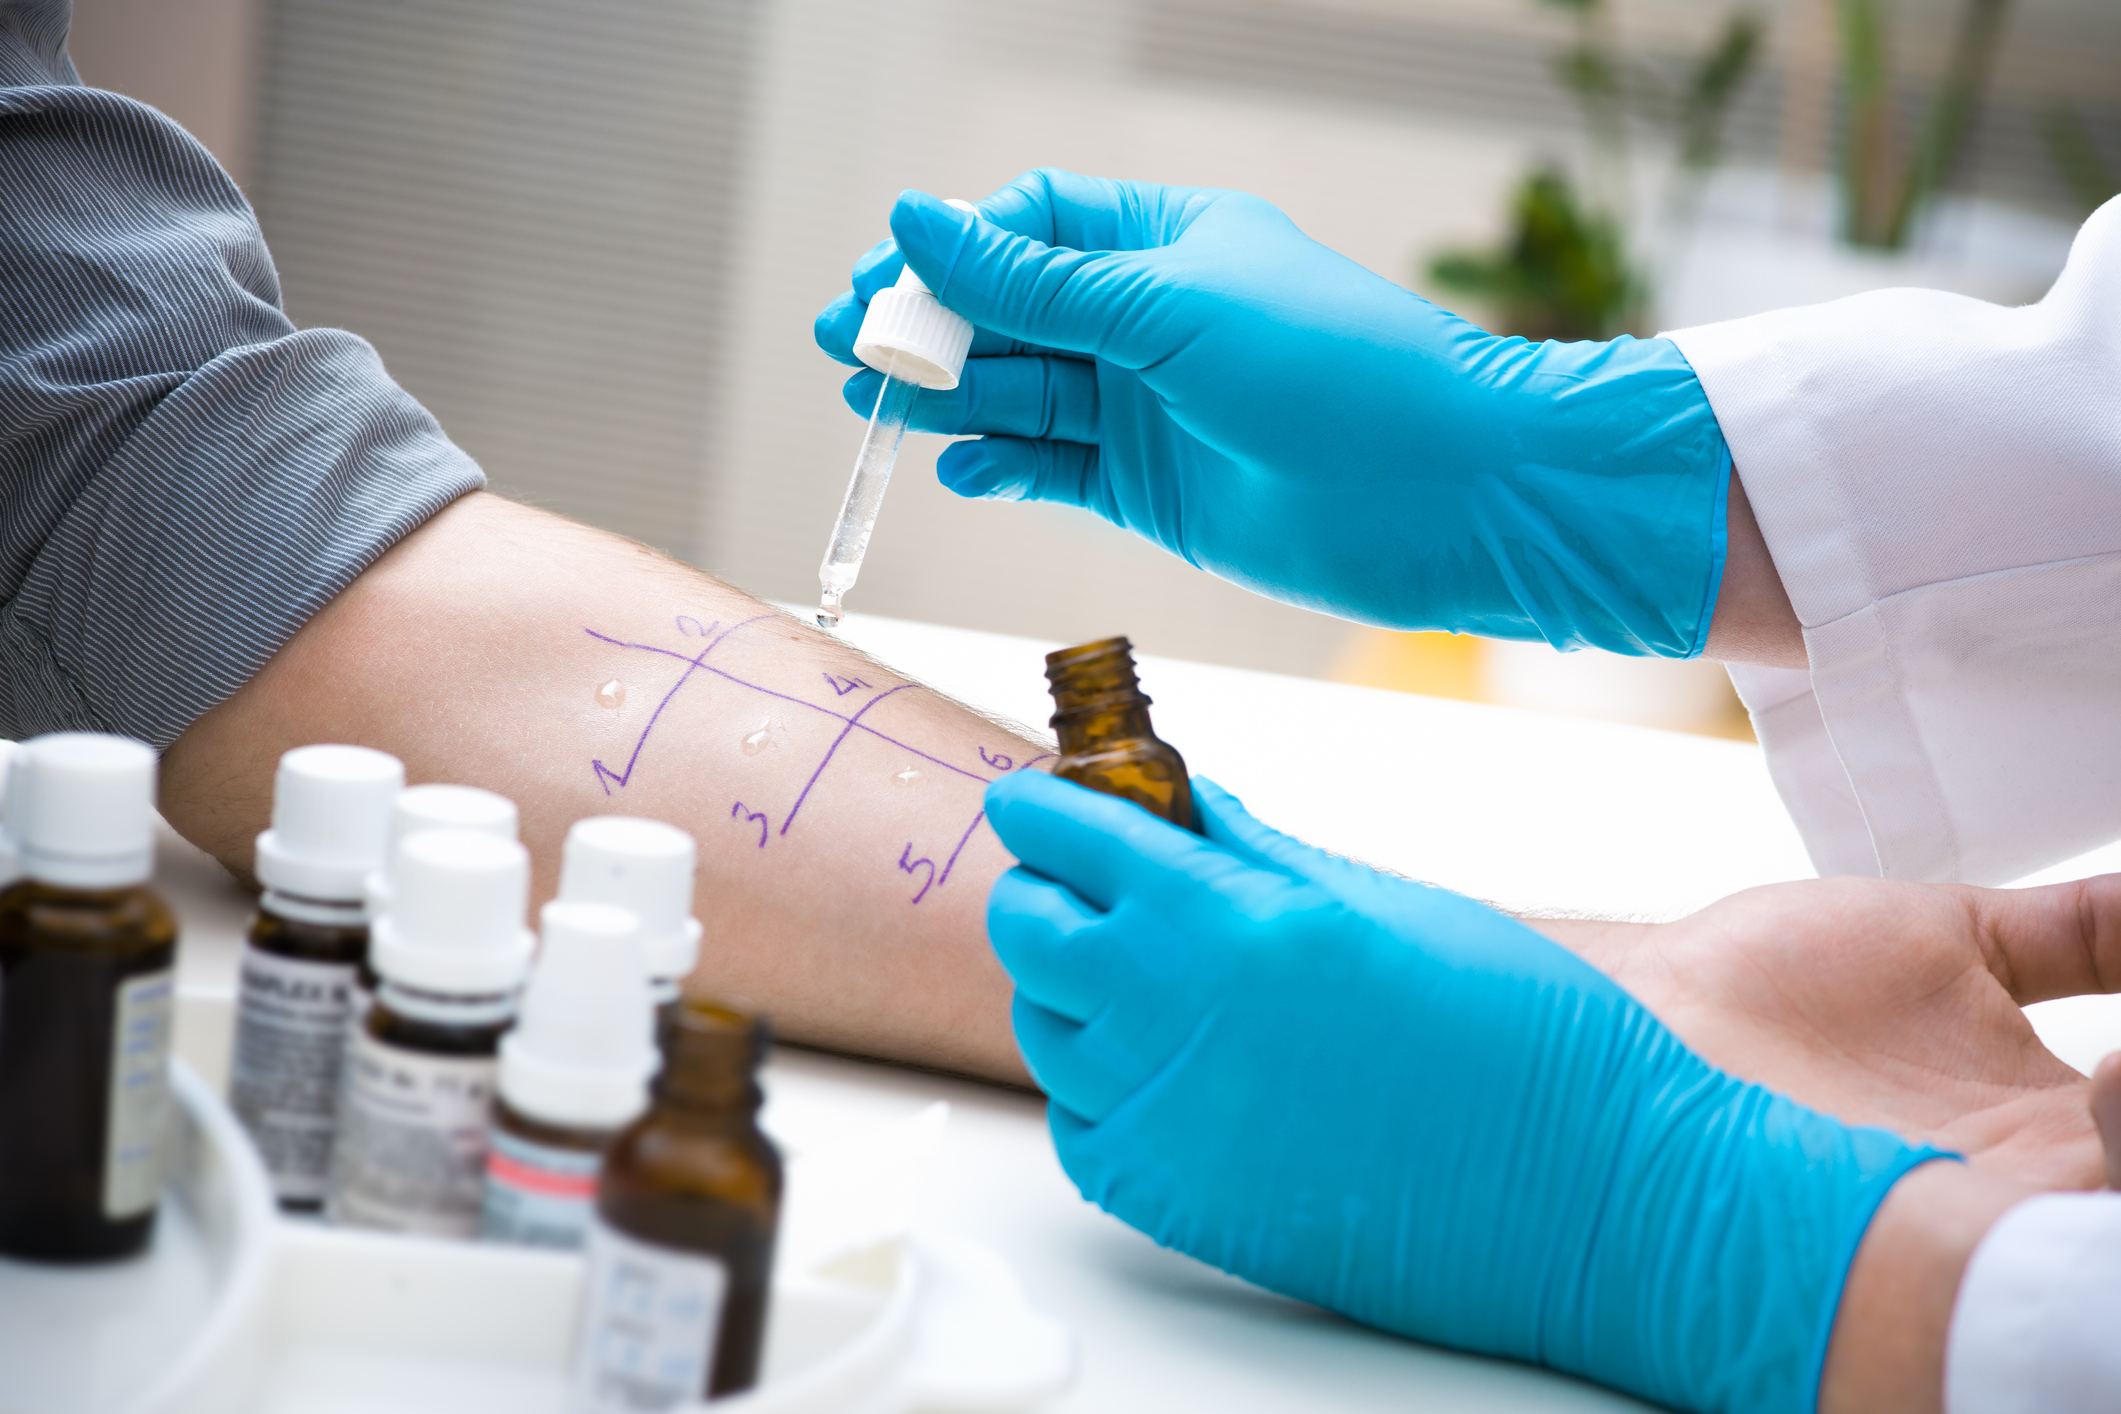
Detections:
[162, 492, 1037, 1083]
[1704, 469, 1806, 668]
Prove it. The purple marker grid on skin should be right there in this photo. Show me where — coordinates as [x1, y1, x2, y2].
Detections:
[586, 617, 1052, 903]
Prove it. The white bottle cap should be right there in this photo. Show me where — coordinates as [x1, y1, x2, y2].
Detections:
[369, 829, 534, 995]
[387, 783, 519, 845]
[0, 739, 20, 889]
[852, 198, 979, 390]
[365, 783, 520, 918]
[10, 733, 158, 889]
[499, 900, 660, 1129]
[558, 816, 702, 984]
[254, 745, 405, 906]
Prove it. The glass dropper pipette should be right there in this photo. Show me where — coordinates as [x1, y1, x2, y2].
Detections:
[813, 198, 978, 631]
[816, 356, 919, 629]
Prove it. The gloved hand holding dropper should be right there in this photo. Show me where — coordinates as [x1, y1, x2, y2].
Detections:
[815, 169, 1733, 658]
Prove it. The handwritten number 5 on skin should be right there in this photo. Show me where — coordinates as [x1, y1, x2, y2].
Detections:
[898, 845, 937, 904]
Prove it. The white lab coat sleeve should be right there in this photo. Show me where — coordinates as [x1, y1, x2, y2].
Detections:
[1945, 1193, 2121, 1413]
[1665, 195, 2121, 884]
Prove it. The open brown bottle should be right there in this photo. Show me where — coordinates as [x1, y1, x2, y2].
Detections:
[1045, 636, 1196, 832]
[571, 996, 782, 1408]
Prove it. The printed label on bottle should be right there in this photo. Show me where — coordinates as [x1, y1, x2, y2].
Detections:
[328, 1027, 495, 1238]
[230, 943, 359, 1202]
[340, 978, 376, 1104]
[104, 969, 174, 1219]
[480, 1126, 602, 1250]
[568, 1216, 729, 1414]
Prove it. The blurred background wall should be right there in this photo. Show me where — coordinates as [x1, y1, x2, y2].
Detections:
[68, 0, 2121, 729]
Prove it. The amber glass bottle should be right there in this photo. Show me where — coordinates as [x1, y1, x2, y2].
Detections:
[0, 733, 178, 1262]
[571, 997, 782, 1408]
[1045, 636, 1196, 832]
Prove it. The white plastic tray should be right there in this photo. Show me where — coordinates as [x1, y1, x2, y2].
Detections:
[0, 990, 1072, 1414]
[0, 1061, 271, 1414]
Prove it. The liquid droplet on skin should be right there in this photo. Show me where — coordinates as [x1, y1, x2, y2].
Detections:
[595, 678, 625, 710]
[892, 767, 924, 788]
[742, 723, 776, 756]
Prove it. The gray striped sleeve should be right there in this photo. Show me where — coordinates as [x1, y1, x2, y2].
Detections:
[1, 2, 485, 748]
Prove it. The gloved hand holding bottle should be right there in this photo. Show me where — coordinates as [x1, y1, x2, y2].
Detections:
[980, 770, 1943, 1414]
[815, 170, 1733, 657]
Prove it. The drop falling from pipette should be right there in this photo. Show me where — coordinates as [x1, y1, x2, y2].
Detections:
[817, 363, 920, 629]
[813, 197, 979, 631]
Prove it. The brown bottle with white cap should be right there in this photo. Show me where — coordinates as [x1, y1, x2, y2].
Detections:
[327, 826, 534, 1237]
[0, 733, 178, 1261]
[353, 783, 520, 1028]
[230, 744, 404, 1211]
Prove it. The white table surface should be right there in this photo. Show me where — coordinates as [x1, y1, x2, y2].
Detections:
[158, 611, 2121, 1413]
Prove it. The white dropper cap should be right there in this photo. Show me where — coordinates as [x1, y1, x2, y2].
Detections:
[369, 828, 534, 995]
[558, 816, 702, 988]
[10, 733, 158, 889]
[0, 740, 20, 888]
[853, 198, 979, 391]
[255, 745, 405, 909]
[366, 782, 520, 919]
[499, 900, 660, 1129]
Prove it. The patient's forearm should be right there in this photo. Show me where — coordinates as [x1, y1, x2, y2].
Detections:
[161, 493, 1038, 1082]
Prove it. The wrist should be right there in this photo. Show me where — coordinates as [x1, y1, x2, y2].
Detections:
[1819, 1160, 2027, 1414]
[1703, 467, 1806, 668]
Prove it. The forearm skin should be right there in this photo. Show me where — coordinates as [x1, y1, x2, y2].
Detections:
[163, 492, 1037, 1082]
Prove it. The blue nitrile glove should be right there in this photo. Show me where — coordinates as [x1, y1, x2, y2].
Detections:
[982, 771, 1945, 1414]
[815, 171, 1732, 657]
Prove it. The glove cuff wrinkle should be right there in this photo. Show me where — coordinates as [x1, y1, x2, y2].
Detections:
[1575, 1067, 1946, 1414]
[1487, 334, 1734, 658]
